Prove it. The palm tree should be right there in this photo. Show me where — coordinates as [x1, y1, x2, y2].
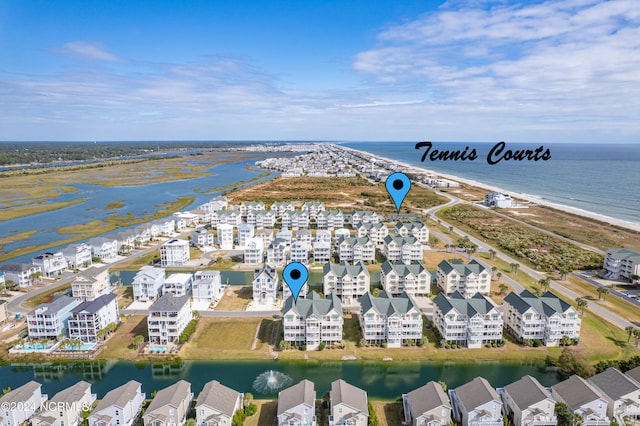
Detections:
[499, 283, 509, 295]
[538, 278, 551, 293]
[496, 272, 503, 281]
[133, 335, 145, 350]
[600, 287, 610, 301]
[576, 297, 588, 315]
[558, 265, 571, 280]
[626, 326, 635, 343]
[510, 263, 520, 275]
[634, 328, 640, 348]
[571, 413, 584, 426]
[488, 249, 496, 260]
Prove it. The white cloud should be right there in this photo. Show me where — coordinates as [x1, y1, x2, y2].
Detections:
[57, 41, 120, 62]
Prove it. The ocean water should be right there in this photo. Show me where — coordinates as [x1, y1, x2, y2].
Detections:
[343, 142, 640, 226]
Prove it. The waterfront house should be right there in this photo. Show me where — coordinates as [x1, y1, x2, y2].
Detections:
[317, 210, 344, 230]
[504, 290, 581, 346]
[433, 292, 503, 348]
[589, 367, 640, 423]
[192, 270, 222, 304]
[238, 223, 255, 247]
[436, 260, 491, 298]
[358, 291, 423, 347]
[253, 264, 279, 305]
[33, 381, 96, 426]
[356, 222, 389, 246]
[290, 241, 310, 264]
[153, 218, 176, 236]
[313, 239, 331, 264]
[450, 377, 502, 426]
[338, 236, 375, 263]
[62, 243, 93, 269]
[282, 291, 343, 350]
[143, 380, 193, 426]
[323, 261, 370, 304]
[195, 380, 244, 426]
[329, 379, 368, 426]
[132, 266, 166, 302]
[1, 263, 43, 287]
[276, 229, 293, 246]
[380, 261, 430, 297]
[484, 192, 514, 208]
[626, 365, 640, 384]
[191, 227, 214, 249]
[551, 375, 609, 426]
[500, 375, 557, 426]
[160, 239, 190, 267]
[382, 236, 423, 265]
[88, 237, 118, 262]
[0, 381, 47, 426]
[217, 223, 234, 250]
[88, 380, 145, 426]
[212, 210, 241, 227]
[402, 381, 451, 426]
[72, 268, 111, 301]
[32, 252, 68, 277]
[277, 380, 317, 426]
[162, 273, 193, 297]
[114, 230, 136, 254]
[603, 248, 640, 280]
[394, 221, 430, 244]
[68, 293, 119, 343]
[189, 208, 212, 226]
[133, 225, 152, 245]
[147, 294, 192, 345]
[27, 295, 80, 340]
[267, 238, 289, 265]
[173, 216, 187, 232]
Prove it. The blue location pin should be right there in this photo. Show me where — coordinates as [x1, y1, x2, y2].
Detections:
[386, 172, 411, 212]
[283, 262, 309, 302]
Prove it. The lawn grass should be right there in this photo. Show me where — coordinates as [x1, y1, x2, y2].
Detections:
[423, 251, 467, 270]
[96, 315, 148, 360]
[24, 282, 72, 308]
[371, 401, 404, 426]
[110, 251, 160, 271]
[215, 286, 252, 311]
[245, 400, 277, 426]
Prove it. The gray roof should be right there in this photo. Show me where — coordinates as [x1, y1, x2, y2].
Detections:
[88, 236, 116, 245]
[504, 290, 573, 316]
[323, 261, 370, 278]
[406, 381, 450, 419]
[331, 379, 368, 414]
[590, 367, 640, 400]
[626, 366, 640, 384]
[284, 291, 342, 318]
[149, 294, 190, 312]
[438, 259, 486, 276]
[0, 381, 41, 404]
[359, 291, 420, 316]
[1, 262, 36, 273]
[278, 380, 315, 415]
[380, 261, 428, 278]
[433, 292, 497, 317]
[395, 221, 426, 230]
[339, 236, 373, 246]
[196, 380, 241, 417]
[552, 375, 603, 410]
[504, 376, 553, 410]
[72, 293, 117, 315]
[146, 380, 192, 414]
[454, 377, 500, 412]
[29, 295, 79, 316]
[50, 381, 92, 404]
[383, 235, 419, 246]
[93, 380, 142, 412]
[607, 247, 640, 261]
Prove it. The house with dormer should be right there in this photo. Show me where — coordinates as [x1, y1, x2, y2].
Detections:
[88, 380, 145, 426]
[380, 261, 430, 297]
[277, 380, 317, 426]
[403, 381, 451, 426]
[395, 221, 430, 244]
[382, 236, 423, 264]
[450, 377, 502, 426]
[329, 380, 368, 426]
[143, 381, 193, 426]
[358, 291, 423, 347]
[33, 381, 96, 426]
[436, 260, 490, 298]
[589, 368, 640, 424]
[338, 236, 375, 263]
[551, 375, 609, 426]
[356, 222, 389, 246]
[323, 261, 370, 305]
[500, 375, 557, 426]
[282, 291, 343, 350]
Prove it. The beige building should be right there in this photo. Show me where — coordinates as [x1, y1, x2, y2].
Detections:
[72, 268, 111, 301]
[33, 381, 96, 426]
[501, 375, 557, 426]
[329, 380, 368, 426]
[143, 380, 193, 426]
[403, 381, 451, 426]
[195, 380, 244, 426]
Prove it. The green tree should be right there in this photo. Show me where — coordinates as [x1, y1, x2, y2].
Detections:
[510, 263, 520, 275]
[555, 402, 571, 426]
[499, 283, 509, 295]
[576, 298, 588, 315]
[634, 328, 640, 348]
[232, 409, 247, 426]
[488, 249, 496, 260]
[185, 419, 196, 426]
[596, 287, 610, 301]
[133, 335, 145, 349]
[368, 401, 379, 426]
[626, 326, 635, 343]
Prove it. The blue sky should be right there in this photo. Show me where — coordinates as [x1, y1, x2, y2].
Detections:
[1, 0, 638, 142]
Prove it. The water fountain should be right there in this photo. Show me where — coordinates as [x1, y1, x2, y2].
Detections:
[252, 370, 293, 394]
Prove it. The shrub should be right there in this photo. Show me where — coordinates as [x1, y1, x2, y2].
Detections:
[178, 320, 197, 344]
[533, 339, 542, 347]
[318, 342, 326, 351]
[245, 402, 257, 417]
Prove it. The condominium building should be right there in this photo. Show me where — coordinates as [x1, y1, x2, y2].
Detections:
[350, 210, 380, 226]
[380, 261, 431, 297]
[301, 201, 325, 219]
[317, 210, 344, 230]
[132, 265, 166, 302]
[338, 236, 375, 263]
[358, 291, 423, 347]
[282, 211, 310, 230]
[382, 236, 423, 264]
[253, 264, 279, 305]
[282, 291, 343, 350]
[72, 268, 111, 301]
[162, 273, 193, 297]
[436, 260, 491, 298]
[312, 240, 332, 264]
[27, 295, 81, 340]
[394, 221, 430, 244]
[240, 201, 265, 216]
[212, 210, 241, 227]
[160, 239, 190, 267]
[323, 261, 370, 305]
[603, 248, 640, 280]
[504, 290, 581, 346]
[147, 294, 192, 344]
[67, 293, 119, 343]
[270, 201, 295, 218]
[356, 222, 389, 245]
[32, 252, 68, 277]
[217, 223, 234, 250]
[248, 210, 276, 228]
[433, 292, 503, 348]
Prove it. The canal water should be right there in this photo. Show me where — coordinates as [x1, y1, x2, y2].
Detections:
[0, 360, 559, 400]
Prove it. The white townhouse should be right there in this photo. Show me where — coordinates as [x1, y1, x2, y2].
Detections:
[32, 252, 68, 277]
[217, 223, 234, 250]
[147, 294, 192, 345]
[143, 381, 193, 426]
[290, 240, 310, 264]
[484, 192, 514, 208]
[240, 201, 265, 217]
[68, 293, 119, 343]
[133, 225, 152, 245]
[382, 236, 423, 265]
[244, 237, 264, 264]
[301, 201, 325, 219]
[88, 237, 119, 262]
[115, 230, 136, 254]
[500, 375, 557, 426]
[394, 221, 430, 245]
[267, 238, 289, 265]
[295, 229, 313, 244]
[282, 291, 343, 350]
[173, 216, 187, 232]
[248, 210, 276, 228]
[350, 210, 380, 227]
[329, 379, 368, 426]
[213, 210, 242, 227]
[317, 210, 344, 230]
[276, 229, 294, 246]
[132, 265, 166, 302]
[62, 243, 93, 269]
[160, 238, 190, 267]
[589, 368, 640, 423]
[1, 263, 43, 287]
[253, 264, 279, 305]
[338, 236, 375, 263]
[380, 261, 431, 297]
[450, 377, 503, 426]
[356, 222, 389, 246]
[358, 291, 423, 347]
[72, 268, 111, 301]
[33, 381, 96, 426]
[27, 295, 80, 340]
[192, 270, 222, 304]
[323, 261, 370, 305]
[283, 211, 310, 230]
[433, 291, 503, 348]
[256, 228, 274, 248]
[277, 380, 317, 426]
[504, 290, 581, 346]
[603, 247, 640, 280]
[189, 208, 212, 226]
[200, 196, 227, 212]
[191, 227, 214, 249]
[196, 380, 244, 426]
[162, 273, 193, 297]
[153, 218, 176, 235]
[88, 380, 145, 426]
[313, 240, 332, 264]
[0, 381, 48, 426]
[403, 381, 451, 426]
[270, 201, 295, 218]
[315, 229, 332, 244]
[237, 223, 255, 247]
[436, 259, 491, 298]
[551, 375, 610, 426]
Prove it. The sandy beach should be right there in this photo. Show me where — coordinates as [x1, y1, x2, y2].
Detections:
[341, 145, 640, 233]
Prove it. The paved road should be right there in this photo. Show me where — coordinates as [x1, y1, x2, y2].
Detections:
[120, 309, 282, 317]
